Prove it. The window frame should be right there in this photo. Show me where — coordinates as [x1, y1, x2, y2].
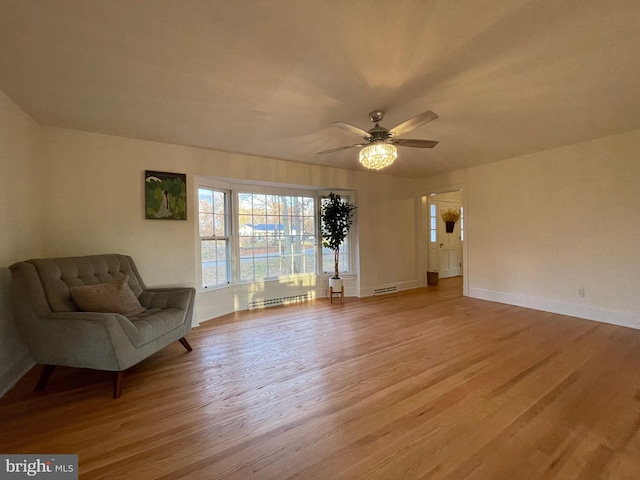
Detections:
[197, 185, 232, 290]
[195, 179, 356, 292]
[235, 190, 318, 283]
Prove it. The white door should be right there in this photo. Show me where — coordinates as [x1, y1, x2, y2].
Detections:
[428, 195, 463, 279]
[438, 200, 462, 278]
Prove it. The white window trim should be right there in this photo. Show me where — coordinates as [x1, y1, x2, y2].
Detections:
[197, 185, 232, 290]
[194, 178, 357, 293]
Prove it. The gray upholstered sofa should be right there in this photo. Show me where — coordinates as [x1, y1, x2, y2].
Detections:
[9, 254, 195, 398]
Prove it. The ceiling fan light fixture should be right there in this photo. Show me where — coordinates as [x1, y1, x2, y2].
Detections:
[359, 142, 397, 170]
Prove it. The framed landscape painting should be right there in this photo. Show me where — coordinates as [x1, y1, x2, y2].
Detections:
[145, 170, 187, 220]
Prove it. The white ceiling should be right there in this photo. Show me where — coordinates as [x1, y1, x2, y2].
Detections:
[1, 0, 639, 178]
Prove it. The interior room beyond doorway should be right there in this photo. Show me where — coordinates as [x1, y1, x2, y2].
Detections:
[428, 190, 464, 280]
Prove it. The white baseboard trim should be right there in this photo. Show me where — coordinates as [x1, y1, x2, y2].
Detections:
[469, 287, 640, 330]
[0, 352, 35, 397]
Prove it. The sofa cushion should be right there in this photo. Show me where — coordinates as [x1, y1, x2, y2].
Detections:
[70, 275, 146, 316]
[126, 308, 187, 346]
[26, 255, 146, 312]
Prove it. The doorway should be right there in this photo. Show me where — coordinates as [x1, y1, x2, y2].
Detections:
[427, 191, 463, 279]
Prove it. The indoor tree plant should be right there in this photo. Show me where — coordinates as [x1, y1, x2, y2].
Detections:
[320, 192, 357, 295]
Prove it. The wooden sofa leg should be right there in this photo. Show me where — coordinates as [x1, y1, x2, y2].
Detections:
[35, 364, 56, 391]
[178, 337, 193, 352]
[113, 371, 125, 399]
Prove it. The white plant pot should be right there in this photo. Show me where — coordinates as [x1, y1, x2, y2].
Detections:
[329, 277, 343, 291]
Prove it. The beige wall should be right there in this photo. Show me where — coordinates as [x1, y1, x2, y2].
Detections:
[0, 92, 44, 394]
[40, 128, 198, 287]
[421, 129, 640, 328]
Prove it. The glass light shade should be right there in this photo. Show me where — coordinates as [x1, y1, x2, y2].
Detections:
[359, 142, 398, 170]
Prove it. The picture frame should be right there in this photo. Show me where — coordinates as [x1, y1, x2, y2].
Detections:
[144, 170, 187, 220]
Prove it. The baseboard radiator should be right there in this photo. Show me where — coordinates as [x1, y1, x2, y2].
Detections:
[248, 292, 313, 310]
[374, 285, 398, 295]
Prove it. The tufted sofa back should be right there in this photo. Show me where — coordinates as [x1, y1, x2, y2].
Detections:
[10, 254, 146, 314]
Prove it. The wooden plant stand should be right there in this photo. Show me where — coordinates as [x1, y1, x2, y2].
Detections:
[330, 285, 344, 303]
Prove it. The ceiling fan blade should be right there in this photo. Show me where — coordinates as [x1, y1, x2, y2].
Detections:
[332, 121, 370, 137]
[389, 110, 438, 137]
[391, 138, 439, 148]
[317, 144, 364, 155]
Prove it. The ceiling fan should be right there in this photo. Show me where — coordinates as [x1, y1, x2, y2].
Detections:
[317, 110, 439, 170]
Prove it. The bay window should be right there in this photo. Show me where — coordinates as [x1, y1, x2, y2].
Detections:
[197, 181, 355, 290]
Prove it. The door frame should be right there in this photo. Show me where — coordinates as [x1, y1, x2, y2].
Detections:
[418, 185, 469, 296]
[432, 196, 463, 278]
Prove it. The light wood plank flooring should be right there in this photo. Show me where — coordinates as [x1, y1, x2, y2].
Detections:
[2, 277, 640, 479]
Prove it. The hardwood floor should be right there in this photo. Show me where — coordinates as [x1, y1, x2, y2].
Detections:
[2, 277, 640, 479]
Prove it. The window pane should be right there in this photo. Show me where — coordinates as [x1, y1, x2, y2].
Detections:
[213, 191, 225, 214]
[199, 188, 227, 239]
[202, 263, 217, 288]
[252, 257, 268, 280]
[240, 259, 254, 282]
[240, 244, 254, 260]
[304, 253, 316, 274]
[322, 250, 350, 275]
[199, 189, 213, 212]
[199, 213, 213, 237]
[239, 192, 317, 281]
[266, 195, 279, 215]
[323, 252, 333, 274]
[199, 187, 229, 288]
[201, 239, 228, 287]
[214, 213, 226, 236]
[239, 213, 251, 227]
[266, 216, 280, 236]
[202, 239, 216, 262]
[302, 200, 314, 217]
[267, 257, 281, 278]
[217, 261, 228, 284]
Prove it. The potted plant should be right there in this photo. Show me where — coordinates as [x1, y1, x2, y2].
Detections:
[320, 193, 357, 296]
[441, 207, 461, 233]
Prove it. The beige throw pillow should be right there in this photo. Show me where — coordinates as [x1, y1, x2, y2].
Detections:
[70, 275, 146, 316]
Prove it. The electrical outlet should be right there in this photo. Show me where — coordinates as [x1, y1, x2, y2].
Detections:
[578, 288, 585, 298]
